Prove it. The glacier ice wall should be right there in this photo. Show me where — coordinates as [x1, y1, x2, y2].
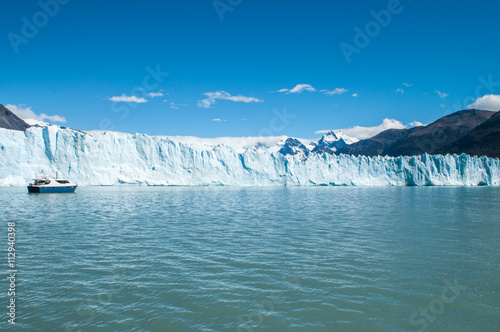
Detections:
[0, 126, 499, 186]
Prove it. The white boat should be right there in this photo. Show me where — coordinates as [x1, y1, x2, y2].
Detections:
[27, 174, 77, 193]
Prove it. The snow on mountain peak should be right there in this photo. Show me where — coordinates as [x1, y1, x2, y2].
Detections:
[309, 130, 359, 155]
[330, 130, 359, 145]
[319, 131, 340, 142]
[278, 138, 310, 160]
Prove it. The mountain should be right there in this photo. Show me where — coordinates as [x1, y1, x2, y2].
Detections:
[338, 109, 495, 157]
[384, 109, 494, 156]
[337, 127, 418, 156]
[311, 131, 358, 155]
[438, 111, 500, 158]
[278, 138, 310, 159]
[1, 125, 499, 186]
[0, 104, 31, 131]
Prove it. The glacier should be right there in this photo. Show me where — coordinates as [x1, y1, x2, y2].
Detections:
[1, 125, 499, 186]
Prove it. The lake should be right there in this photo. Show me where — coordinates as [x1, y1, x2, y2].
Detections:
[2, 186, 499, 331]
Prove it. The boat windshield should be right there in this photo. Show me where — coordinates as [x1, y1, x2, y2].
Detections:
[34, 179, 50, 185]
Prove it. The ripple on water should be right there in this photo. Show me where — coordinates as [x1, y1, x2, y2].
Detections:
[2, 186, 500, 331]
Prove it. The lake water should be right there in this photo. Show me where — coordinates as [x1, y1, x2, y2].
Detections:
[2, 186, 500, 331]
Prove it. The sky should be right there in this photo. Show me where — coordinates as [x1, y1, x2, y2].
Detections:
[1, 0, 500, 139]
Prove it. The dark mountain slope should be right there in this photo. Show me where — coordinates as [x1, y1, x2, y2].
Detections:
[337, 127, 418, 156]
[384, 109, 494, 156]
[438, 111, 500, 158]
[0, 104, 31, 131]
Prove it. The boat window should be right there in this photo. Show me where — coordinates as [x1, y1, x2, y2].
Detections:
[56, 180, 69, 184]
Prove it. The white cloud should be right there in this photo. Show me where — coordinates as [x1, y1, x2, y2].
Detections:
[289, 84, 316, 93]
[198, 99, 213, 109]
[169, 102, 189, 109]
[436, 90, 448, 98]
[6, 104, 66, 123]
[197, 91, 263, 109]
[212, 118, 227, 122]
[109, 94, 148, 103]
[352, 93, 359, 97]
[315, 118, 406, 140]
[396, 88, 404, 94]
[321, 88, 348, 95]
[468, 94, 500, 111]
[403, 83, 413, 87]
[147, 92, 163, 98]
[278, 84, 316, 94]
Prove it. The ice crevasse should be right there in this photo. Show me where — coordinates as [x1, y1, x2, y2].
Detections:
[0, 126, 499, 186]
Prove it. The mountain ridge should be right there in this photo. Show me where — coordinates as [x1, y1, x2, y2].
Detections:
[437, 111, 500, 158]
[338, 109, 498, 158]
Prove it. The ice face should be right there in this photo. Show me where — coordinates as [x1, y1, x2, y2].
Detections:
[0, 126, 499, 186]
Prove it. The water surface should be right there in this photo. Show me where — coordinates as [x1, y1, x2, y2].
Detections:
[2, 186, 499, 331]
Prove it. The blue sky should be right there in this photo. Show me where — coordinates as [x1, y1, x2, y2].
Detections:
[1, 0, 500, 138]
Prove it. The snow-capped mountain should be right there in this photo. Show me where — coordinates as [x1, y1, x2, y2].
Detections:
[0, 125, 499, 186]
[311, 131, 359, 154]
[278, 138, 310, 160]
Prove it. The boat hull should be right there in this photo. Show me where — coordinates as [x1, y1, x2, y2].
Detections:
[28, 185, 77, 193]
